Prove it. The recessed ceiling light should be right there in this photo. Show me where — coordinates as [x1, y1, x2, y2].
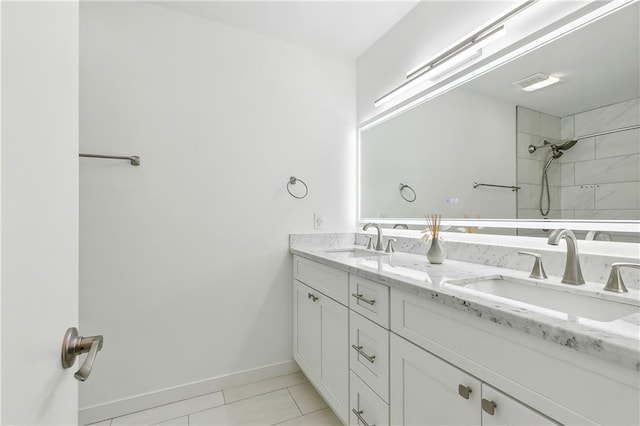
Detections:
[513, 73, 563, 92]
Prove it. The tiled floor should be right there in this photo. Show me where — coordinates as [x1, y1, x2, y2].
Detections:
[85, 372, 342, 426]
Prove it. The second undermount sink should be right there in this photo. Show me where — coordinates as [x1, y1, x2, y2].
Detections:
[324, 248, 390, 259]
[445, 276, 639, 322]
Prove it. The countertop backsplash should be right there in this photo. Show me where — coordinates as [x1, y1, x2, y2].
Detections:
[290, 232, 640, 289]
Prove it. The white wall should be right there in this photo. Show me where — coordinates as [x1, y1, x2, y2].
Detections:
[361, 89, 516, 220]
[79, 1, 354, 412]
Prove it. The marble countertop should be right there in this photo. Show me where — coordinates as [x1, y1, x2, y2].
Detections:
[290, 245, 640, 371]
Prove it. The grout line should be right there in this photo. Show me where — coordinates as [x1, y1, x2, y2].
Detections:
[286, 387, 303, 417]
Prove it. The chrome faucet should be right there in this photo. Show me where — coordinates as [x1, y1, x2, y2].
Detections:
[363, 223, 384, 251]
[603, 263, 640, 293]
[547, 229, 585, 285]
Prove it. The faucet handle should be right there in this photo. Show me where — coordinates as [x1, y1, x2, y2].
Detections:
[518, 251, 548, 279]
[385, 238, 397, 253]
[364, 236, 373, 250]
[604, 262, 640, 293]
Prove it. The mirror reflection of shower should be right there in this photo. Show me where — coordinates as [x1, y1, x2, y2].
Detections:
[528, 139, 578, 216]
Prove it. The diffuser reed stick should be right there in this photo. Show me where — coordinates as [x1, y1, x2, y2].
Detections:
[422, 214, 442, 241]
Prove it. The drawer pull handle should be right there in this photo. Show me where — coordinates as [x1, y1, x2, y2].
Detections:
[352, 293, 376, 305]
[352, 344, 376, 363]
[307, 293, 318, 302]
[352, 409, 375, 426]
[458, 384, 472, 399]
[482, 398, 497, 415]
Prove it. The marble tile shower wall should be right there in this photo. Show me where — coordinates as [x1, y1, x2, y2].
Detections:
[516, 100, 640, 240]
[559, 98, 640, 221]
[289, 233, 640, 289]
[516, 106, 562, 224]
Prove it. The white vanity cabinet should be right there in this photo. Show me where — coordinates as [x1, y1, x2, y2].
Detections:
[293, 257, 349, 423]
[390, 333, 555, 425]
[292, 254, 640, 426]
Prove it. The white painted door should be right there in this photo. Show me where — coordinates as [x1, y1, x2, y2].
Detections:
[1, 1, 80, 424]
[390, 333, 481, 425]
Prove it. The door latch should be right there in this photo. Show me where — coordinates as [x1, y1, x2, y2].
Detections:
[61, 327, 104, 382]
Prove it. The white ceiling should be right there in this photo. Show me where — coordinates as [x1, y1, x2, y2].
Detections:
[151, 1, 421, 59]
[462, 2, 639, 118]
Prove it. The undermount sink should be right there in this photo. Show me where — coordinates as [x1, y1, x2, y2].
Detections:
[324, 248, 390, 258]
[445, 276, 639, 322]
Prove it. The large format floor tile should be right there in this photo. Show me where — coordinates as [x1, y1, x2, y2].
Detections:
[275, 408, 341, 426]
[153, 416, 188, 426]
[287, 383, 327, 415]
[111, 392, 224, 425]
[223, 372, 307, 403]
[190, 389, 301, 425]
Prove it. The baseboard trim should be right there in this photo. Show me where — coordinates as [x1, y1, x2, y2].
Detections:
[79, 360, 300, 425]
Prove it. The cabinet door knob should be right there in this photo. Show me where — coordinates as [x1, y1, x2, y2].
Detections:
[307, 293, 318, 302]
[458, 384, 472, 399]
[482, 398, 497, 415]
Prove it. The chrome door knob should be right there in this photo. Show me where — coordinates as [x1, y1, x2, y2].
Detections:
[61, 327, 104, 382]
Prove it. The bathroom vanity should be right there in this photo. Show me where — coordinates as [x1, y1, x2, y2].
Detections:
[290, 236, 640, 425]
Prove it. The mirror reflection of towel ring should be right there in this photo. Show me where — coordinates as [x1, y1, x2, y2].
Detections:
[399, 183, 416, 202]
[287, 176, 308, 199]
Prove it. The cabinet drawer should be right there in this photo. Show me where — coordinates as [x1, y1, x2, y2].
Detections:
[294, 256, 348, 305]
[349, 275, 389, 328]
[350, 371, 389, 426]
[350, 311, 389, 402]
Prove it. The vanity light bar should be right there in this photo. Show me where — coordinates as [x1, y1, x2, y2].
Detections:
[406, 25, 506, 81]
[374, 0, 538, 108]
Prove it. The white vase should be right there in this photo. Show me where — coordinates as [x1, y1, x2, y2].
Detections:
[427, 238, 445, 264]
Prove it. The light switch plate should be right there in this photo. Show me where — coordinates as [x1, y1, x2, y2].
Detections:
[314, 213, 324, 230]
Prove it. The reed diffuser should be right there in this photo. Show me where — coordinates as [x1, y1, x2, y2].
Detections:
[422, 214, 445, 264]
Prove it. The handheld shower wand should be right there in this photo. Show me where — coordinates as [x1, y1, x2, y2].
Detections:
[529, 140, 578, 216]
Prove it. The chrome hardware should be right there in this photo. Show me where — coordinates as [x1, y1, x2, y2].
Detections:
[472, 182, 520, 191]
[79, 153, 140, 166]
[385, 238, 396, 253]
[286, 176, 309, 199]
[518, 251, 548, 279]
[352, 409, 374, 426]
[399, 183, 417, 202]
[61, 327, 104, 382]
[482, 398, 497, 415]
[547, 229, 585, 285]
[307, 293, 318, 302]
[604, 263, 640, 293]
[352, 293, 376, 305]
[363, 223, 384, 251]
[352, 344, 376, 363]
[365, 236, 374, 250]
[393, 223, 409, 229]
[458, 384, 472, 399]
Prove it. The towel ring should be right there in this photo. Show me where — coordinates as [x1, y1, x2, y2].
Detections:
[399, 183, 416, 202]
[287, 176, 308, 199]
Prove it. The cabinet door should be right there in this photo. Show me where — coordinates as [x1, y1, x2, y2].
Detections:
[293, 280, 321, 381]
[481, 384, 557, 426]
[319, 293, 349, 424]
[390, 333, 481, 425]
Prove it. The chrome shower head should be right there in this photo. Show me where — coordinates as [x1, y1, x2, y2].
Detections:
[558, 139, 578, 150]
